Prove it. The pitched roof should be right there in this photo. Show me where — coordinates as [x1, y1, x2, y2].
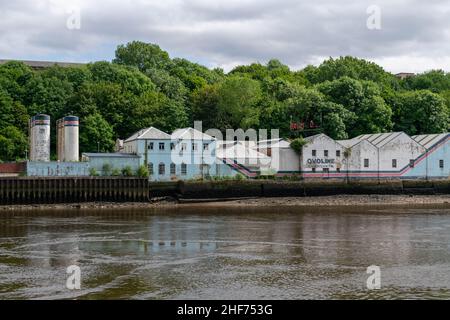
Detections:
[217, 141, 270, 160]
[124, 127, 171, 142]
[412, 133, 449, 149]
[257, 138, 291, 148]
[171, 127, 214, 140]
[337, 138, 377, 149]
[336, 139, 359, 148]
[354, 132, 405, 148]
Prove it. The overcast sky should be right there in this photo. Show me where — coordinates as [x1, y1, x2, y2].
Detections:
[1, 0, 449, 73]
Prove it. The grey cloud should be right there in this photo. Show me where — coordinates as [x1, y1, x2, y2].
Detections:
[0, 0, 449, 73]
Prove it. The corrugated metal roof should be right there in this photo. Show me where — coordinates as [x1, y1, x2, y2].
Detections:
[82, 153, 140, 158]
[412, 133, 449, 149]
[304, 134, 323, 142]
[355, 132, 404, 148]
[336, 139, 358, 148]
[125, 127, 171, 142]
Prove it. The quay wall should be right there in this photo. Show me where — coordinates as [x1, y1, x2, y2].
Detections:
[0, 177, 149, 205]
[0, 178, 449, 205]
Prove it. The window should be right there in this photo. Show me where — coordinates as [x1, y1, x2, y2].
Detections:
[392, 159, 397, 168]
[159, 142, 165, 150]
[439, 159, 444, 168]
[148, 142, 154, 150]
[170, 163, 176, 175]
[203, 143, 209, 151]
[323, 168, 329, 173]
[324, 150, 329, 157]
[170, 143, 175, 150]
[409, 159, 415, 168]
[192, 143, 198, 151]
[312, 150, 317, 157]
[312, 168, 316, 172]
[336, 150, 341, 157]
[181, 163, 187, 175]
[158, 163, 165, 175]
[364, 159, 369, 168]
[148, 163, 153, 175]
[181, 143, 187, 151]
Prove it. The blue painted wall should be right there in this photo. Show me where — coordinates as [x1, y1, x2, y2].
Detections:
[27, 161, 90, 176]
[86, 156, 140, 176]
[405, 135, 450, 179]
[135, 139, 224, 181]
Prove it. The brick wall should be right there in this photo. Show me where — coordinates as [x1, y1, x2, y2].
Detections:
[0, 162, 26, 174]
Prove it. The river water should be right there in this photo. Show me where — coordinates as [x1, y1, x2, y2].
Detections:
[0, 204, 450, 300]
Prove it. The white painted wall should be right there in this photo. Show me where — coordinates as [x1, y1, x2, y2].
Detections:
[378, 133, 425, 172]
[270, 147, 300, 172]
[343, 140, 378, 172]
[301, 134, 343, 172]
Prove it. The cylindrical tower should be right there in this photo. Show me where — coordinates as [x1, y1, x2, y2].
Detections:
[29, 114, 51, 162]
[62, 115, 79, 162]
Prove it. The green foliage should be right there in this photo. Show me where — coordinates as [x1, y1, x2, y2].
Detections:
[80, 113, 115, 153]
[112, 168, 121, 176]
[305, 56, 396, 87]
[0, 126, 27, 161]
[102, 163, 112, 176]
[0, 43, 449, 162]
[317, 77, 393, 136]
[136, 164, 149, 178]
[121, 166, 134, 177]
[392, 90, 449, 134]
[401, 70, 450, 93]
[89, 167, 99, 176]
[290, 137, 308, 154]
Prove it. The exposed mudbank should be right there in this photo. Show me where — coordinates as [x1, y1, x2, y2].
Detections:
[1, 194, 450, 211]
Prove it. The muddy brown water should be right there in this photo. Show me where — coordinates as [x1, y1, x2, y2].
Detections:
[0, 204, 450, 299]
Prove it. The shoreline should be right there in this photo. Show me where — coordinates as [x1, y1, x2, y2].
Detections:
[1, 194, 450, 211]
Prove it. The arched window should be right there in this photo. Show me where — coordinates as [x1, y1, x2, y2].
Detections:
[170, 163, 176, 175]
[181, 163, 187, 175]
[148, 163, 153, 175]
[158, 163, 165, 175]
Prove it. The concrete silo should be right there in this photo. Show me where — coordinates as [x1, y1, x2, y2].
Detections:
[29, 114, 51, 162]
[57, 116, 79, 162]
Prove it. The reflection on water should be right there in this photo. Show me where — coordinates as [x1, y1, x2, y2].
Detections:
[0, 205, 450, 299]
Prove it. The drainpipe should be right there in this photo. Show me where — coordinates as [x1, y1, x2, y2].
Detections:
[144, 140, 148, 166]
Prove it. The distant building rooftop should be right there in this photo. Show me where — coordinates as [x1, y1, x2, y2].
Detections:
[0, 59, 86, 70]
[124, 127, 171, 142]
[395, 72, 415, 80]
[82, 153, 140, 158]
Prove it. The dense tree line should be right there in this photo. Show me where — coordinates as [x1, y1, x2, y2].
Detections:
[0, 41, 449, 161]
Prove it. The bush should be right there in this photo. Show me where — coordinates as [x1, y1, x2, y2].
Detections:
[136, 164, 149, 178]
[290, 137, 308, 154]
[89, 167, 99, 176]
[122, 166, 134, 177]
[102, 163, 112, 176]
[111, 168, 121, 176]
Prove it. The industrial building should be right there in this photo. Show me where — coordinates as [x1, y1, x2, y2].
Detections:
[81, 153, 140, 175]
[9, 113, 449, 181]
[25, 114, 87, 177]
[118, 127, 230, 181]
[29, 114, 51, 162]
[57, 116, 79, 162]
[251, 132, 449, 180]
